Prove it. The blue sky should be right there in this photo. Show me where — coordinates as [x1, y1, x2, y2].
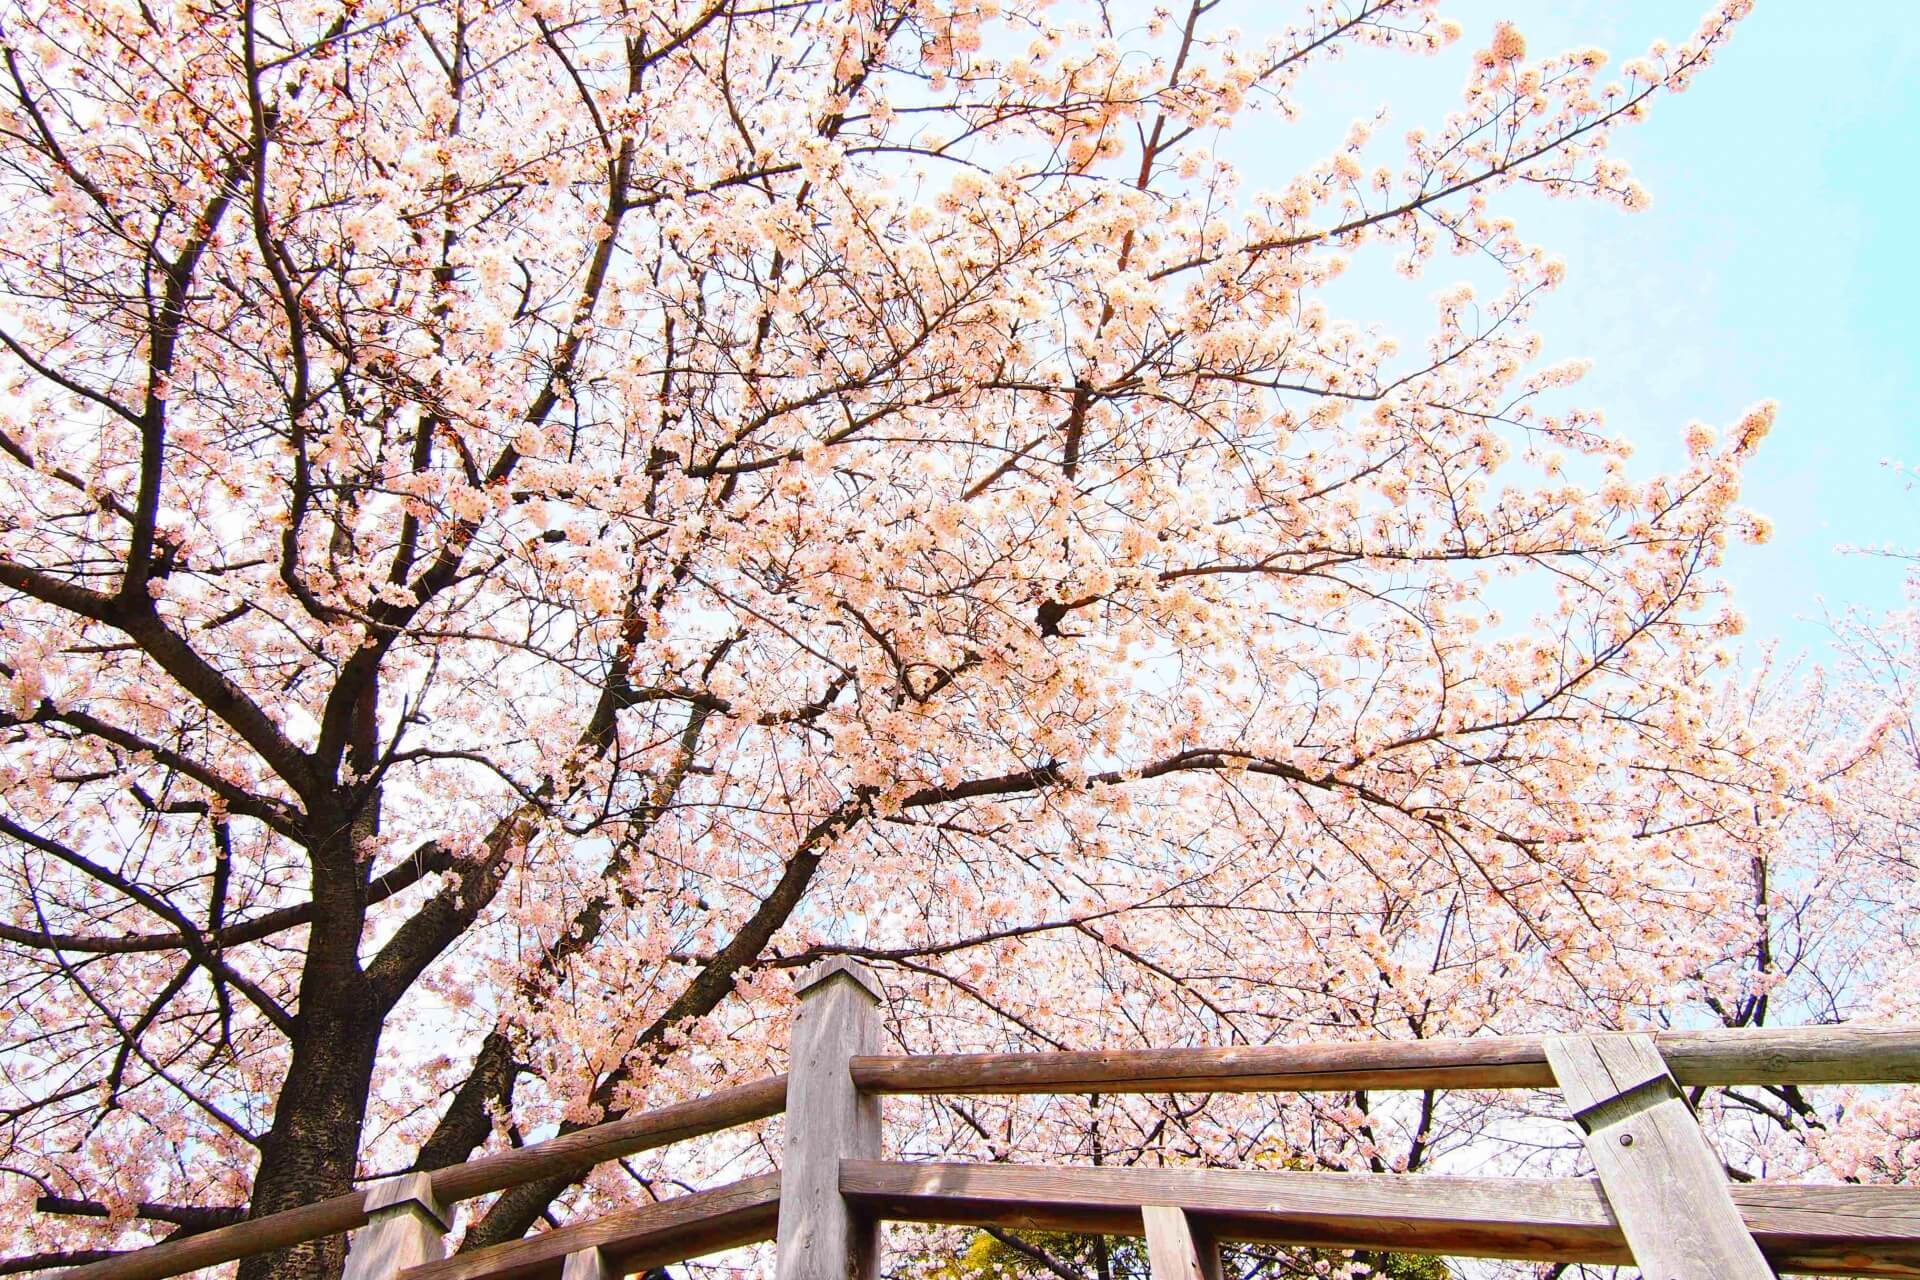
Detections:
[1223, 1, 1917, 657]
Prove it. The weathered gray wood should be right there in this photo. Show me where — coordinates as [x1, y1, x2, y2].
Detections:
[774, 959, 885, 1280]
[560, 1246, 615, 1280]
[343, 1173, 450, 1280]
[1545, 1033, 1775, 1279]
[1142, 1206, 1206, 1280]
[430, 1073, 788, 1202]
[49, 1191, 374, 1280]
[44, 1022, 1920, 1280]
[401, 1174, 782, 1280]
[848, 1025, 1920, 1096]
[47, 1073, 787, 1280]
[838, 1160, 1920, 1277]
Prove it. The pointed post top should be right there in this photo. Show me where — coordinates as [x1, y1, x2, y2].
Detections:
[778, 955, 884, 1280]
[794, 955, 884, 1004]
[361, 1172, 451, 1233]
[344, 1172, 450, 1280]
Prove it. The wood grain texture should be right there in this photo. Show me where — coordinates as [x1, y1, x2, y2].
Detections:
[44, 1075, 787, 1280]
[430, 1074, 788, 1203]
[1188, 1220, 1223, 1280]
[342, 1177, 449, 1280]
[363, 1173, 451, 1231]
[774, 961, 886, 1280]
[1545, 1033, 1672, 1111]
[1544, 1033, 1773, 1279]
[795, 955, 885, 1003]
[558, 1246, 615, 1280]
[400, 1174, 781, 1280]
[45, 1191, 375, 1280]
[1142, 1206, 1206, 1280]
[838, 1162, 1920, 1277]
[848, 1026, 1920, 1096]
[42, 1023, 1920, 1280]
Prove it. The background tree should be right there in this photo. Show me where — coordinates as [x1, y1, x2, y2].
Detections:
[1682, 577, 1920, 1188]
[910, 1225, 1449, 1280]
[3, 0, 1896, 1277]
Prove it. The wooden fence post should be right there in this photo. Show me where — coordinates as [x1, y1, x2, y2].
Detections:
[561, 1246, 616, 1280]
[1544, 1033, 1774, 1279]
[1141, 1205, 1216, 1280]
[775, 958, 885, 1280]
[1188, 1220, 1223, 1280]
[342, 1173, 450, 1280]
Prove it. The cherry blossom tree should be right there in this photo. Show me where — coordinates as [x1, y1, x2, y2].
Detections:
[1686, 588, 1920, 1188]
[0, 0, 1835, 1275]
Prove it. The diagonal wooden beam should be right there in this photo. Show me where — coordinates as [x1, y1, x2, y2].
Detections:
[1545, 1033, 1774, 1279]
[839, 1162, 1920, 1277]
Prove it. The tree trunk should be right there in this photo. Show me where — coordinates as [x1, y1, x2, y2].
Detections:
[237, 992, 384, 1279]
[239, 818, 383, 1280]
[234, 997, 380, 1280]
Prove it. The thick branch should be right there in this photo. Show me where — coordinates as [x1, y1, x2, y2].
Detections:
[34, 1197, 245, 1233]
[0, 841, 448, 955]
[458, 791, 873, 1249]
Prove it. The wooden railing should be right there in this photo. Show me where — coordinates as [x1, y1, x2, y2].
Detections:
[42, 1078, 789, 1280]
[21, 958, 1920, 1280]
[847, 1023, 1920, 1094]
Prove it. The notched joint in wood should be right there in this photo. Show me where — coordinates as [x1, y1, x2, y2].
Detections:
[1570, 1074, 1682, 1135]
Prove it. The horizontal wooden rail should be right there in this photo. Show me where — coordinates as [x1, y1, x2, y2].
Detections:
[842, 1162, 1920, 1277]
[851, 1025, 1920, 1096]
[429, 1076, 786, 1204]
[47, 1074, 787, 1280]
[34, 1023, 1920, 1280]
[400, 1174, 782, 1280]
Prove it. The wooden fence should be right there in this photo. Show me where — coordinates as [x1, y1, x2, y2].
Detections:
[25, 956, 1920, 1280]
